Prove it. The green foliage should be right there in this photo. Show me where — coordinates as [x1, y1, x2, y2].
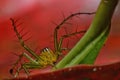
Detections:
[55, 0, 119, 69]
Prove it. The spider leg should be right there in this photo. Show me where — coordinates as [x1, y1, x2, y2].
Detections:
[10, 18, 40, 60]
[10, 53, 24, 76]
[20, 62, 43, 76]
[22, 64, 30, 76]
[58, 30, 86, 54]
[54, 12, 95, 56]
[11, 52, 39, 77]
[14, 67, 22, 78]
[13, 63, 30, 78]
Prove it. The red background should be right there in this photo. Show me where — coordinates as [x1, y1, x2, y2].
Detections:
[0, 0, 120, 79]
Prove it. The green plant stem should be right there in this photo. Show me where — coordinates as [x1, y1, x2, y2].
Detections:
[54, 0, 119, 69]
[65, 24, 110, 67]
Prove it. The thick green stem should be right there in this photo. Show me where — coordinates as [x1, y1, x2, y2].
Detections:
[65, 24, 110, 67]
[55, 0, 119, 69]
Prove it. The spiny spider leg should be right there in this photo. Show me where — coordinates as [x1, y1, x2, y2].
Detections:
[54, 12, 95, 55]
[12, 52, 39, 77]
[58, 30, 86, 53]
[9, 52, 25, 75]
[10, 18, 40, 60]
[14, 67, 21, 78]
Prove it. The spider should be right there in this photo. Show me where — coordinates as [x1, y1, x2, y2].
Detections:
[9, 12, 95, 78]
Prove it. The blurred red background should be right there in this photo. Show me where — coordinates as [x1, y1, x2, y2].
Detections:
[0, 0, 120, 79]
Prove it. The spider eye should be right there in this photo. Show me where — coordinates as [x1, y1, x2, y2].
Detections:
[41, 47, 49, 52]
[41, 47, 52, 53]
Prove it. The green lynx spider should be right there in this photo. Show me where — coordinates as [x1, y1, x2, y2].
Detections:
[10, 12, 95, 77]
